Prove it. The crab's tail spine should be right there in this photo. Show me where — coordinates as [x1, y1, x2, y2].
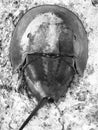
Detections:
[19, 97, 49, 130]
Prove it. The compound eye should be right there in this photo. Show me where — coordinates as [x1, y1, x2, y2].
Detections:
[74, 34, 77, 40]
[48, 97, 54, 103]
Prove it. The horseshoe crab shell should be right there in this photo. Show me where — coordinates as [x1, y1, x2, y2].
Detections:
[9, 5, 88, 76]
[9, 6, 88, 129]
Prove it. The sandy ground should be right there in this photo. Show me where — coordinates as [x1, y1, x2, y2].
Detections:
[0, 0, 98, 130]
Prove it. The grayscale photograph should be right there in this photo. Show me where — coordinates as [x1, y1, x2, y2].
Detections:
[0, 0, 98, 130]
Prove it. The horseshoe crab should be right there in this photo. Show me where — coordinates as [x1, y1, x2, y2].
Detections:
[9, 5, 88, 130]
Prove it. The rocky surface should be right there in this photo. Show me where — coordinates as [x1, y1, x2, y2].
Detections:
[0, 0, 98, 130]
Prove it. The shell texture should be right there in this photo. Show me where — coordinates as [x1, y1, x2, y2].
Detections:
[9, 5, 88, 101]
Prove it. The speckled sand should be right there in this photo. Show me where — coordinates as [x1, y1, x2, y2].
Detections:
[0, 0, 98, 130]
